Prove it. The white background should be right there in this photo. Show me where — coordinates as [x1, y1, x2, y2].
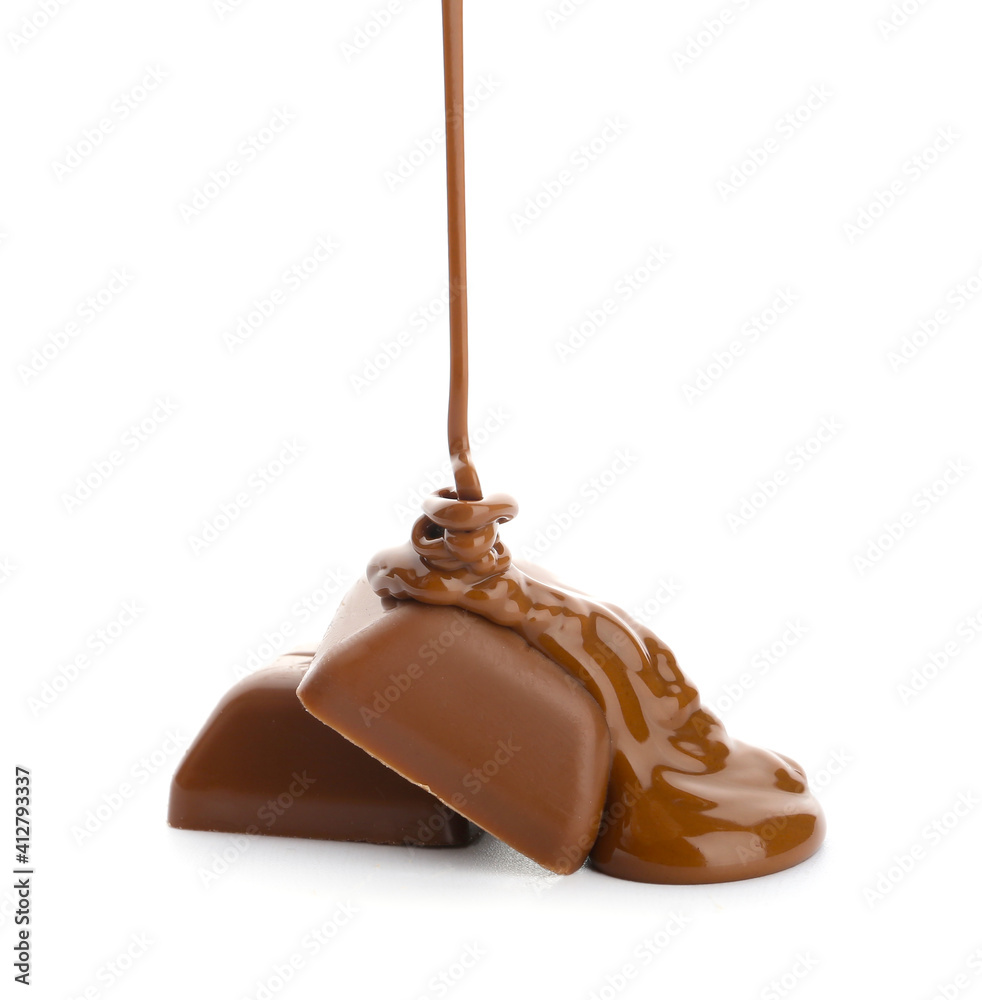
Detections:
[3, 0, 982, 997]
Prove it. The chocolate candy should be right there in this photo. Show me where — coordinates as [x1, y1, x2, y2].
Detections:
[169, 650, 476, 847]
[371, 494, 827, 884]
[169, 0, 826, 887]
[297, 580, 613, 875]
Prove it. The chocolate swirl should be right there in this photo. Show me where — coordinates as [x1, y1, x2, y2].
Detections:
[409, 490, 518, 578]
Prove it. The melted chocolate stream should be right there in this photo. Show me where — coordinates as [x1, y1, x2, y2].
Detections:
[443, 0, 482, 503]
[367, 0, 825, 883]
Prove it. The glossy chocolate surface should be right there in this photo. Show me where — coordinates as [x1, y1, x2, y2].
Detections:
[370, 497, 825, 883]
[443, 0, 481, 504]
[298, 581, 613, 875]
[169, 651, 475, 847]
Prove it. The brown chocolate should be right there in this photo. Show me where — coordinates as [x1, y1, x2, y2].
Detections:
[297, 581, 613, 875]
[169, 651, 476, 847]
[370, 496, 825, 883]
[348, 0, 827, 884]
[170, 0, 826, 888]
[443, 0, 481, 504]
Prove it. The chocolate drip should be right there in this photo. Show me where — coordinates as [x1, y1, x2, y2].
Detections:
[368, 499, 824, 883]
[442, 0, 481, 503]
[363, 3, 826, 883]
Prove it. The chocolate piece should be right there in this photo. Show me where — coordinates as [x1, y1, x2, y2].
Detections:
[169, 650, 476, 847]
[297, 581, 613, 875]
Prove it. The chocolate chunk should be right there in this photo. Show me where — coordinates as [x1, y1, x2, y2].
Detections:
[297, 580, 613, 875]
[169, 651, 476, 847]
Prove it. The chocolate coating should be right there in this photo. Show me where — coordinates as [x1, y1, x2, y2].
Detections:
[369, 497, 826, 884]
[298, 581, 614, 875]
[169, 651, 476, 847]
